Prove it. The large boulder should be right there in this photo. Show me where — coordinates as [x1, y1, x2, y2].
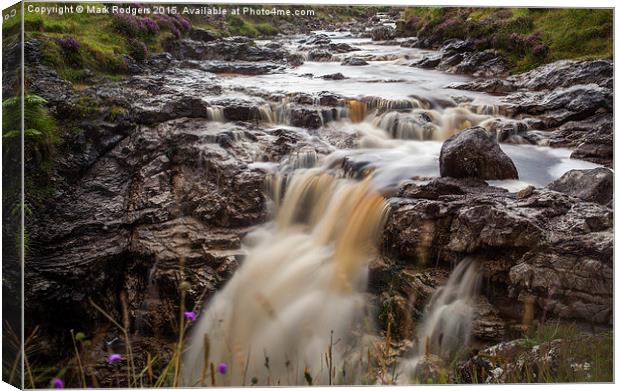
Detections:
[307, 49, 333, 61]
[371, 25, 396, 41]
[547, 167, 613, 206]
[439, 127, 519, 180]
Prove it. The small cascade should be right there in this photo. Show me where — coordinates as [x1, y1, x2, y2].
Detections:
[364, 96, 427, 113]
[397, 259, 481, 382]
[183, 170, 389, 386]
[346, 99, 367, 123]
[206, 106, 225, 122]
[373, 111, 438, 140]
[134, 262, 160, 336]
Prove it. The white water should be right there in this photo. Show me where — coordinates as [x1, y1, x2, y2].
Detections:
[397, 259, 481, 383]
[183, 170, 389, 386]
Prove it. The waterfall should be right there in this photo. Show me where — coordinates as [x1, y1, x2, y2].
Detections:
[183, 169, 389, 386]
[207, 106, 225, 122]
[397, 259, 481, 383]
[346, 99, 367, 123]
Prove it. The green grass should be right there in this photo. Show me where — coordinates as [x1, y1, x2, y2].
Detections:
[399, 7, 613, 73]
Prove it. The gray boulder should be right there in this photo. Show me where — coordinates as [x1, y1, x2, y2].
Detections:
[371, 25, 396, 41]
[439, 127, 519, 180]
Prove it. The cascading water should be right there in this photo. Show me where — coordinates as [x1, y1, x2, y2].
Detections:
[183, 167, 390, 386]
[397, 259, 481, 383]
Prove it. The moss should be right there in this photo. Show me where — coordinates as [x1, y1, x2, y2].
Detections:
[227, 15, 259, 37]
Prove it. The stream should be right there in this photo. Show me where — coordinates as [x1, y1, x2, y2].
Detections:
[173, 30, 599, 386]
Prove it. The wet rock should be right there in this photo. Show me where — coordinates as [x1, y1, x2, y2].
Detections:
[25, 64, 74, 106]
[371, 25, 396, 41]
[169, 37, 287, 62]
[289, 108, 324, 129]
[439, 127, 519, 180]
[341, 57, 369, 66]
[384, 181, 613, 325]
[503, 84, 612, 128]
[414, 53, 442, 69]
[440, 39, 473, 54]
[328, 42, 358, 53]
[182, 60, 284, 75]
[307, 49, 333, 61]
[189, 28, 218, 42]
[286, 53, 305, 67]
[547, 168, 613, 205]
[508, 59, 613, 91]
[303, 33, 331, 45]
[446, 78, 516, 94]
[321, 72, 347, 80]
[452, 50, 510, 78]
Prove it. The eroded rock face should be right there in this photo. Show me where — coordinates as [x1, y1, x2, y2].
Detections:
[383, 177, 613, 326]
[547, 168, 613, 206]
[439, 127, 519, 180]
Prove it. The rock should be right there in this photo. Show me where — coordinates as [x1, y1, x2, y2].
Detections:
[440, 39, 473, 54]
[181, 60, 283, 75]
[321, 72, 346, 80]
[384, 182, 613, 325]
[328, 42, 358, 53]
[452, 50, 510, 78]
[439, 127, 519, 180]
[446, 78, 516, 94]
[286, 53, 305, 67]
[289, 108, 324, 129]
[508, 59, 613, 91]
[414, 53, 442, 69]
[371, 25, 396, 41]
[168, 37, 287, 62]
[503, 84, 612, 128]
[307, 49, 333, 61]
[547, 168, 613, 205]
[341, 57, 369, 66]
[189, 28, 218, 42]
[304, 33, 331, 45]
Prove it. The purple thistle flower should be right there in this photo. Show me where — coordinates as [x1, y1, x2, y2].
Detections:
[184, 311, 197, 321]
[108, 353, 123, 364]
[217, 362, 228, 374]
[51, 378, 64, 389]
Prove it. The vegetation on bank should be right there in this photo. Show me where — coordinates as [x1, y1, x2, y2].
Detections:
[398, 7, 613, 72]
